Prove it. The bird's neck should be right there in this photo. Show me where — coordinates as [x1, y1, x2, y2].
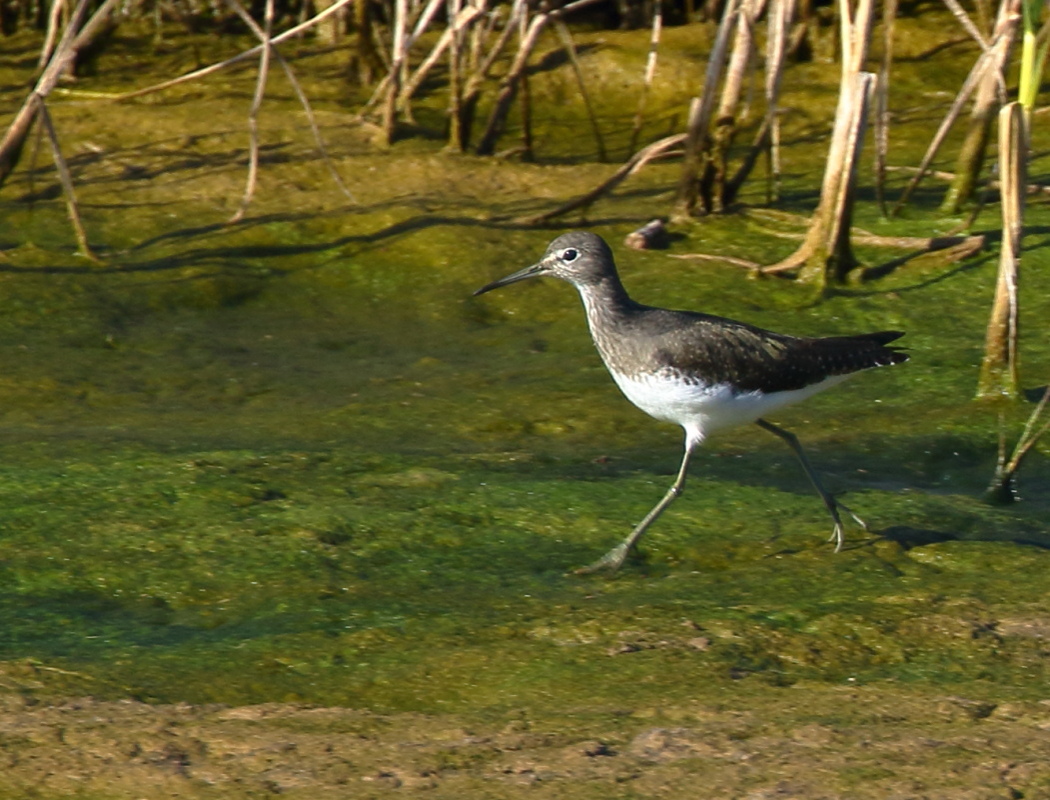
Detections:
[577, 274, 637, 329]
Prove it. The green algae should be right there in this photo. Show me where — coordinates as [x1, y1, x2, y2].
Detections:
[0, 17, 1048, 798]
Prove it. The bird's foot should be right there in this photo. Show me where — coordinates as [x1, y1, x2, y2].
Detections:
[826, 500, 867, 552]
[574, 542, 630, 575]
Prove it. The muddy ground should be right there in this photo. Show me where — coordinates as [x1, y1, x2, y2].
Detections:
[3, 684, 1050, 799]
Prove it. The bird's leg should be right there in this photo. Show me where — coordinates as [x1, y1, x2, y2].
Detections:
[576, 444, 695, 574]
[755, 418, 866, 552]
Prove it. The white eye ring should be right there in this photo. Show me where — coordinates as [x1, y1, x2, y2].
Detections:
[560, 248, 579, 262]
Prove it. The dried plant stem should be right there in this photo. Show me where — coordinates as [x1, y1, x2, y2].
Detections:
[942, 0, 994, 50]
[977, 102, 1025, 400]
[228, 0, 274, 224]
[941, 0, 1019, 214]
[892, 0, 1017, 216]
[553, 19, 606, 161]
[0, 0, 121, 186]
[399, 2, 486, 110]
[761, 0, 794, 203]
[985, 387, 1050, 504]
[702, 0, 763, 212]
[674, 0, 742, 217]
[873, 0, 896, 215]
[39, 0, 68, 69]
[380, 0, 409, 143]
[628, 0, 663, 156]
[110, 0, 358, 103]
[516, 133, 685, 224]
[725, 0, 793, 207]
[765, 0, 876, 287]
[34, 96, 96, 260]
[475, 0, 606, 155]
[223, 0, 352, 204]
[446, 0, 466, 151]
[474, 11, 550, 155]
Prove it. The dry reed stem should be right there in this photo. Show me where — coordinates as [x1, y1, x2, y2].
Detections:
[39, 0, 69, 69]
[35, 96, 96, 261]
[398, 3, 485, 108]
[552, 20, 607, 161]
[228, 0, 274, 224]
[629, 0, 663, 156]
[110, 0, 358, 102]
[674, 0, 742, 216]
[224, 0, 354, 204]
[764, 0, 875, 285]
[873, 0, 896, 215]
[977, 102, 1025, 400]
[891, 2, 1017, 216]
[0, 0, 122, 189]
[761, 0, 794, 203]
[515, 133, 685, 225]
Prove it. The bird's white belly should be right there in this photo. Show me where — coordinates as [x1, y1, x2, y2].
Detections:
[609, 370, 849, 443]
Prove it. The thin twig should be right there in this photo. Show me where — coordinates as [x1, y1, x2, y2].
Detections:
[475, 0, 607, 155]
[515, 133, 685, 224]
[891, 16, 1016, 216]
[553, 19, 606, 160]
[39, 0, 68, 69]
[229, 0, 274, 223]
[398, 3, 486, 107]
[670, 252, 763, 270]
[941, 0, 990, 49]
[224, 0, 354, 203]
[35, 96, 97, 261]
[629, 0, 662, 156]
[874, 0, 896, 216]
[109, 0, 358, 102]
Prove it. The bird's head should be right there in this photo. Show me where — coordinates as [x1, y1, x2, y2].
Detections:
[473, 231, 615, 296]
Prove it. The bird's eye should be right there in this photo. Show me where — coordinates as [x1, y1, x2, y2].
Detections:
[560, 248, 579, 262]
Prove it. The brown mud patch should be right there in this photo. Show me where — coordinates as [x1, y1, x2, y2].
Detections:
[3, 686, 1050, 799]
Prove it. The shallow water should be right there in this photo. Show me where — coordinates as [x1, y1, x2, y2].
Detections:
[0, 18, 1049, 797]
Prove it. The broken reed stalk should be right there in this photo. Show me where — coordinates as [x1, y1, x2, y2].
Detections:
[724, 0, 794, 208]
[446, 0, 466, 151]
[39, 0, 69, 70]
[553, 19, 607, 161]
[813, 71, 877, 281]
[110, 0, 358, 102]
[759, 0, 794, 204]
[389, 0, 447, 124]
[0, 0, 121, 186]
[34, 96, 96, 260]
[943, 0, 995, 45]
[873, 0, 896, 215]
[985, 386, 1050, 504]
[674, 0, 742, 218]
[381, 0, 409, 143]
[517, 133, 685, 224]
[474, 11, 549, 155]
[977, 101, 1025, 400]
[474, 0, 605, 156]
[229, 0, 274, 224]
[765, 0, 876, 287]
[628, 0, 663, 156]
[451, 0, 528, 151]
[398, 2, 486, 110]
[702, 0, 762, 213]
[518, 8, 534, 159]
[892, 0, 1017, 216]
[942, 0, 1019, 214]
[224, 0, 353, 203]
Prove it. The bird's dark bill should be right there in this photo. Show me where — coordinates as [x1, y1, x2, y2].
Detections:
[473, 262, 545, 296]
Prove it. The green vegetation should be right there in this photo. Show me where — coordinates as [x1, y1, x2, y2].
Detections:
[0, 10, 1048, 797]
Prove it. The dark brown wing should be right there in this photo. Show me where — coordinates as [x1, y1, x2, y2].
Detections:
[631, 310, 908, 393]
